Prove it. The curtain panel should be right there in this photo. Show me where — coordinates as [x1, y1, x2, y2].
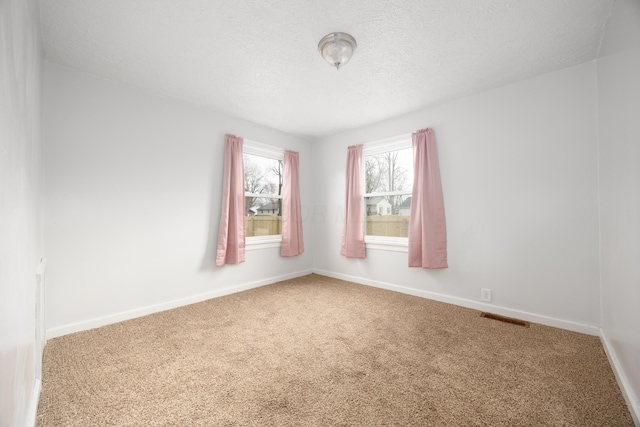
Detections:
[281, 150, 304, 257]
[215, 134, 246, 266]
[341, 144, 366, 258]
[408, 128, 448, 269]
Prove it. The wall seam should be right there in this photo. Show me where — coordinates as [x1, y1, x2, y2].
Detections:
[594, 57, 604, 331]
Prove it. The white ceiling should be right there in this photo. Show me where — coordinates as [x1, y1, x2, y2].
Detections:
[39, 0, 614, 139]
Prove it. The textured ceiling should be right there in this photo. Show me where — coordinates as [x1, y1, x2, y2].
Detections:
[39, 0, 614, 138]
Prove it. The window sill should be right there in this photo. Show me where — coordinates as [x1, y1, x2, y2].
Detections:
[246, 236, 282, 250]
[364, 236, 408, 253]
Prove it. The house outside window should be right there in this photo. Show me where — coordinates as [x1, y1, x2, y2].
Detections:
[243, 140, 284, 249]
[363, 135, 413, 250]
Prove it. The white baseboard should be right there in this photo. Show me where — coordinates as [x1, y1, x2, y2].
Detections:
[46, 269, 313, 339]
[600, 329, 640, 426]
[26, 378, 41, 427]
[312, 268, 600, 336]
[47, 267, 599, 338]
[42, 267, 637, 424]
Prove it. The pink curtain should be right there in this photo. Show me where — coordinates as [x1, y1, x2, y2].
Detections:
[341, 144, 366, 258]
[216, 134, 246, 266]
[408, 128, 448, 268]
[281, 150, 304, 257]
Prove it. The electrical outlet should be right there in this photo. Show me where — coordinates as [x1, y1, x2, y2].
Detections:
[481, 288, 492, 303]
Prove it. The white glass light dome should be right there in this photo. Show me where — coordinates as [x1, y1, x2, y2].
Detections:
[318, 32, 357, 70]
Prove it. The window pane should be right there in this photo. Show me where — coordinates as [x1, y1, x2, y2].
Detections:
[364, 148, 413, 194]
[243, 153, 283, 197]
[245, 197, 282, 237]
[244, 151, 282, 238]
[365, 195, 411, 237]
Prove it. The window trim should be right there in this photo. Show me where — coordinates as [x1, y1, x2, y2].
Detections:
[243, 139, 284, 250]
[362, 133, 412, 156]
[244, 139, 284, 160]
[364, 235, 409, 252]
[245, 235, 282, 250]
[362, 134, 413, 251]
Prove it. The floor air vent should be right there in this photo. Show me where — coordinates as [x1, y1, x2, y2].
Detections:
[480, 312, 530, 328]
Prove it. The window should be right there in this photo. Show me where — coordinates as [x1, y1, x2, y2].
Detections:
[243, 140, 284, 248]
[363, 135, 413, 250]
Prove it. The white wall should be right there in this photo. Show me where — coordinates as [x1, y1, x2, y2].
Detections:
[43, 62, 313, 336]
[313, 63, 601, 332]
[596, 0, 640, 422]
[0, 0, 43, 426]
[34, 5, 639, 422]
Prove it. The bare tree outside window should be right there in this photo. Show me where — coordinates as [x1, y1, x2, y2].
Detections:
[383, 151, 409, 214]
[267, 159, 284, 216]
[243, 152, 283, 237]
[365, 156, 387, 194]
[364, 146, 413, 238]
[244, 155, 268, 215]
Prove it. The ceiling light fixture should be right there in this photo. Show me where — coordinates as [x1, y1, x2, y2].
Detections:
[318, 32, 357, 70]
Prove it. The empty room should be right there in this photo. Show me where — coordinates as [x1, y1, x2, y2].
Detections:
[2, 0, 639, 426]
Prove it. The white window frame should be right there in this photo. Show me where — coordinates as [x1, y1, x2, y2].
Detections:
[362, 133, 413, 252]
[243, 139, 284, 250]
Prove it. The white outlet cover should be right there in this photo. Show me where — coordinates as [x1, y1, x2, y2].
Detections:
[481, 288, 492, 303]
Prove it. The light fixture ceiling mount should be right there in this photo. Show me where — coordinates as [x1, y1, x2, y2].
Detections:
[318, 32, 357, 70]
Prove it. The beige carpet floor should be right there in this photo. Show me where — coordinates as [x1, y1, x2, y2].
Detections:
[37, 274, 633, 426]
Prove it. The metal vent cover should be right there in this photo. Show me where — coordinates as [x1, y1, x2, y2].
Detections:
[480, 312, 530, 328]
